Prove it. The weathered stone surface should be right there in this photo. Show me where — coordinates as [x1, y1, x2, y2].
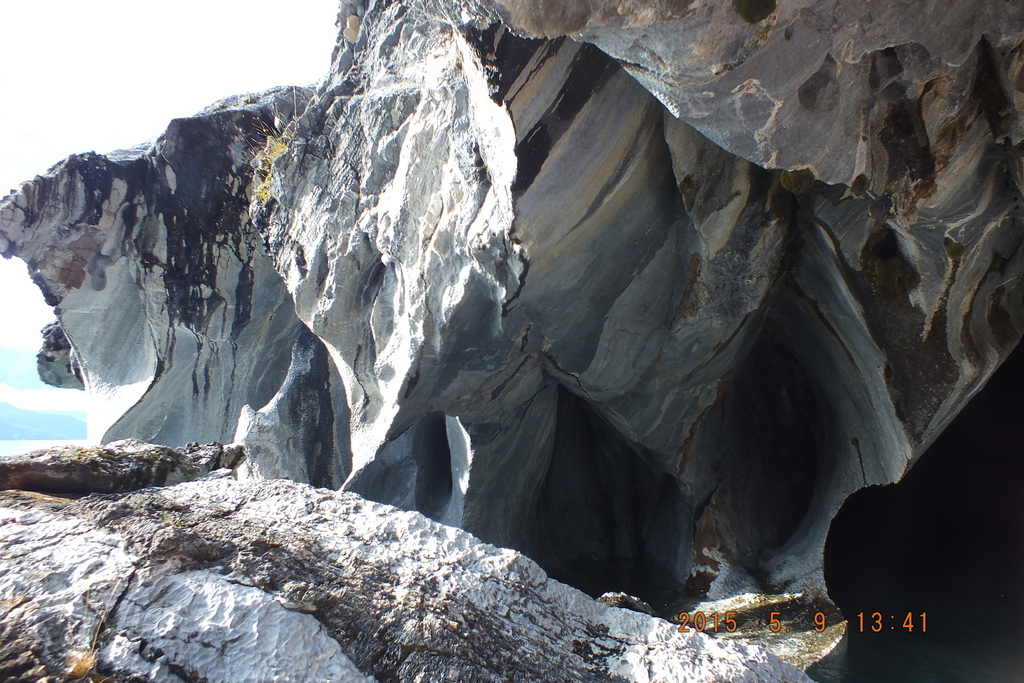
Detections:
[0, 88, 350, 489]
[256, 0, 1024, 605]
[474, 0, 1024, 191]
[2, 0, 1024, 673]
[36, 321, 83, 390]
[0, 596, 51, 683]
[0, 476, 810, 682]
[598, 592, 657, 618]
[676, 592, 846, 673]
[0, 439, 243, 494]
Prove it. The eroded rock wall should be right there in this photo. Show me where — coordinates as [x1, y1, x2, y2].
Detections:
[474, 0, 1024, 190]
[3, 0, 1024, 622]
[0, 90, 349, 488]
[256, 0, 1024, 603]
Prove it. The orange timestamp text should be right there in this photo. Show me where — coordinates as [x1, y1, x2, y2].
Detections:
[676, 610, 830, 634]
[854, 611, 927, 632]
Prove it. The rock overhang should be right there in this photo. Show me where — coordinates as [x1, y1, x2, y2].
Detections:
[1, 0, 1024, 675]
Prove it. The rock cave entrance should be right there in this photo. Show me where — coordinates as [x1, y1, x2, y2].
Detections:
[820, 342, 1024, 681]
[347, 412, 458, 523]
[529, 386, 691, 611]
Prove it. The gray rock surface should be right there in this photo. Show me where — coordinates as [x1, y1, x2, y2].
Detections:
[0, 88, 349, 489]
[257, 0, 1024, 602]
[2, 0, 1024, 667]
[0, 475, 810, 682]
[0, 439, 244, 494]
[474, 0, 1024, 190]
[36, 321, 83, 390]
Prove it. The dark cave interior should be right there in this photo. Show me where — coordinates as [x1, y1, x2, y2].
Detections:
[346, 412, 456, 521]
[819, 341, 1024, 681]
[533, 386, 689, 608]
[349, 334, 1024, 681]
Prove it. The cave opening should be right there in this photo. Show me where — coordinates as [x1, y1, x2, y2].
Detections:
[531, 386, 691, 612]
[817, 343, 1024, 682]
[346, 412, 455, 522]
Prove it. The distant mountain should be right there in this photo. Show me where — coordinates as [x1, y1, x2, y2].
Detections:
[0, 348, 47, 391]
[0, 402, 86, 439]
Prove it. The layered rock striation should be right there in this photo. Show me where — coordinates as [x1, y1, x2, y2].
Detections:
[3, 0, 1024, 664]
[0, 440, 244, 494]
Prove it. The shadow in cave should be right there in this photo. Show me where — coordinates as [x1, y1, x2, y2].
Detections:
[816, 343, 1024, 682]
[346, 412, 456, 522]
[531, 386, 690, 614]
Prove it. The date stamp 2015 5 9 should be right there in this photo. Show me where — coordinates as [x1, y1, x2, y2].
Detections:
[676, 610, 828, 634]
[676, 610, 927, 634]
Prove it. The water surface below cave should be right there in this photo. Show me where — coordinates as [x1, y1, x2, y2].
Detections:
[812, 342, 1024, 682]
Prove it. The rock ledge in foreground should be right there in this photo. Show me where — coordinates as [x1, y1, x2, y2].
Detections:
[0, 475, 810, 682]
[0, 439, 245, 494]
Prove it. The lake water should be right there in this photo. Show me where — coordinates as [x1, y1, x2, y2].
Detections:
[813, 342, 1024, 682]
[808, 624, 1024, 682]
[0, 439, 91, 457]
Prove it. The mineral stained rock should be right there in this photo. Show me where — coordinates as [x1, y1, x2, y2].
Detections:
[0, 89, 350, 488]
[2, 0, 1024, 664]
[0, 476, 810, 682]
[474, 0, 1024, 188]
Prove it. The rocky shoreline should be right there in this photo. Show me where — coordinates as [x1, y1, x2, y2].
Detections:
[3, 0, 1024, 679]
[0, 442, 809, 682]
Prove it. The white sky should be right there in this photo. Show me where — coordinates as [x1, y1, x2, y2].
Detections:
[0, 0, 339, 415]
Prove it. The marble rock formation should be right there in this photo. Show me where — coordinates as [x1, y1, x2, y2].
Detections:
[473, 0, 1024, 188]
[3, 0, 1024, 661]
[258, 0, 1024, 603]
[36, 321, 83, 390]
[0, 439, 244, 495]
[0, 473, 809, 682]
[0, 89, 350, 489]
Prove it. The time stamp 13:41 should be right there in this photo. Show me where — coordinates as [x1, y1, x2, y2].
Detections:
[676, 611, 929, 634]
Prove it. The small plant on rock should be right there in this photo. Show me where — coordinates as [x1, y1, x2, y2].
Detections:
[66, 580, 122, 682]
[66, 647, 97, 679]
[252, 129, 290, 205]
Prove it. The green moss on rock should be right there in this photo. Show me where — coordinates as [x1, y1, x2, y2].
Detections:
[780, 168, 815, 195]
[253, 135, 289, 205]
[945, 240, 966, 260]
[736, 0, 776, 24]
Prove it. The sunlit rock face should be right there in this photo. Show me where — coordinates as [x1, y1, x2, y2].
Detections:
[0, 90, 350, 488]
[259, 0, 1024, 606]
[0, 475, 811, 682]
[3, 0, 1024, 632]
